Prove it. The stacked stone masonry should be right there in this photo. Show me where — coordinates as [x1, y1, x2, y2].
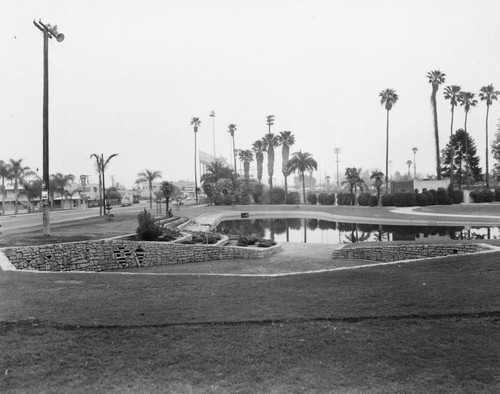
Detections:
[3, 240, 280, 272]
[331, 243, 491, 262]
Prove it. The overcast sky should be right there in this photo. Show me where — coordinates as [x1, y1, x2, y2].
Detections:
[2, 0, 500, 189]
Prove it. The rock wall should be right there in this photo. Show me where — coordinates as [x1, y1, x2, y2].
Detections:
[2, 239, 280, 272]
[331, 243, 492, 262]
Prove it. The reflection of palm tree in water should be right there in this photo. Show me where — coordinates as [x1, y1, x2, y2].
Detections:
[344, 223, 371, 243]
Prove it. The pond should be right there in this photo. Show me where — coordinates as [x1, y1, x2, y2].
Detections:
[215, 218, 500, 244]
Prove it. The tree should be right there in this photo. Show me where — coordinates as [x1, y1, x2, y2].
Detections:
[457, 91, 478, 189]
[370, 170, 385, 206]
[491, 121, 500, 176]
[278, 130, 295, 198]
[160, 181, 175, 215]
[406, 160, 413, 177]
[9, 159, 34, 214]
[287, 150, 318, 204]
[191, 117, 201, 203]
[238, 149, 254, 181]
[201, 161, 234, 185]
[262, 133, 279, 189]
[427, 70, 446, 179]
[441, 129, 482, 190]
[0, 160, 11, 216]
[443, 85, 462, 188]
[90, 153, 118, 215]
[479, 84, 499, 188]
[252, 140, 265, 184]
[22, 178, 42, 213]
[227, 124, 237, 174]
[412, 147, 418, 179]
[136, 169, 162, 209]
[379, 88, 399, 191]
[342, 167, 364, 206]
[51, 172, 75, 209]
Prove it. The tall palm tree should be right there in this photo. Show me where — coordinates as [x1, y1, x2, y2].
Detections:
[238, 149, 254, 181]
[90, 154, 103, 215]
[406, 160, 413, 177]
[370, 170, 384, 206]
[51, 172, 75, 209]
[457, 91, 478, 189]
[160, 181, 175, 216]
[443, 85, 462, 188]
[0, 160, 11, 216]
[479, 84, 500, 188]
[90, 153, 118, 215]
[287, 150, 318, 204]
[252, 140, 265, 184]
[278, 130, 295, 197]
[379, 88, 399, 191]
[412, 147, 418, 178]
[9, 159, 33, 214]
[427, 70, 446, 180]
[227, 124, 237, 174]
[262, 133, 280, 189]
[136, 169, 162, 209]
[191, 117, 201, 203]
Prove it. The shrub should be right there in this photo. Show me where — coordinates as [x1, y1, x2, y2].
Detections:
[286, 191, 301, 205]
[269, 187, 286, 204]
[306, 192, 318, 205]
[357, 193, 372, 206]
[326, 193, 336, 205]
[449, 189, 464, 204]
[252, 184, 264, 204]
[495, 188, 500, 201]
[470, 190, 483, 203]
[482, 189, 495, 203]
[393, 192, 417, 207]
[416, 193, 428, 206]
[437, 187, 451, 205]
[428, 189, 438, 205]
[136, 208, 162, 241]
[337, 192, 354, 206]
[221, 194, 233, 205]
[257, 239, 277, 248]
[381, 194, 394, 206]
[317, 193, 328, 205]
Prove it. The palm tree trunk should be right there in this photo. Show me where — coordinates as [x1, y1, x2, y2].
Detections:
[14, 183, 18, 215]
[194, 132, 198, 204]
[485, 104, 490, 188]
[464, 112, 470, 190]
[385, 109, 390, 192]
[232, 136, 237, 175]
[101, 157, 107, 215]
[301, 171, 306, 204]
[1, 178, 5, 216]
[98, 171, 103, 216]
[284, 176, 288, 200]
[268, 148, 274, 189]
[449, 105, 455, 188]
[432, 90, 441, 180]
[149, 182, 153, 209]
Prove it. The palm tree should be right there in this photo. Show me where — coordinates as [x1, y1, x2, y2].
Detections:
[9, 159, 33, 214]
[90, 153, 118, 215]
[412, 147, 418, 178]
[427, 70, 446, 180]
[191, 117, 201, 203]
[287, 150, 318, 204]
[406, 160, 413, 177]
[136, 169, 162, 209]
[343, 167, 363, 206]
[457, 91, 478, 189]
[201, 161, 234, 185]
[0, 160, 11, 216]
[443, 85, 462, 188]
[370, 170, 384, 206]
[238, 149, 254, 181]
[160, 181, 175, 216]
[227, 124, 237, 174]
[379, 88, 399, 191]
[252, 140, 265, 184]
[51, 172, 75, 209]
[479, 84, 500, 188]
[278, 131, 295, 197]
[22, 178, 42, 213]
[262, 133, 279, 189]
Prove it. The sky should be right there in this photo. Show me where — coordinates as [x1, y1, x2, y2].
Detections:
[2, 0, 500, 189]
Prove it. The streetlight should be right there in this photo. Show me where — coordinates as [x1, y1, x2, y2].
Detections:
[33, 19, 64, 236]
[209, 111, 216, 160]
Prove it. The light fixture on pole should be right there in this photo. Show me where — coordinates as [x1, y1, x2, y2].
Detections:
[33, 19, 65, 236]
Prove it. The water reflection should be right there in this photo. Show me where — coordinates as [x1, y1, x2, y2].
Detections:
[215, 218, 500, 244]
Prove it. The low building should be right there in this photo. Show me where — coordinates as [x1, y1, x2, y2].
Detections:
[391, 179, 450, 194]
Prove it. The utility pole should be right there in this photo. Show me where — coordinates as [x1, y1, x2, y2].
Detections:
[334, 148, 341, 188]
[209, 111, 216, 160]
[33, 20, 64, 236]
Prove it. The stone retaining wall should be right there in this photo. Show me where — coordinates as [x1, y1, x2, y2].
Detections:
[2, 240, 281, 272]
[331, 243, 492, 262]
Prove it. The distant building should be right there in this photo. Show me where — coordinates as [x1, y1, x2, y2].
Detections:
[391, 179, 450, 194]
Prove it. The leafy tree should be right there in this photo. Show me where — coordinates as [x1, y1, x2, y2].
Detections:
[277, 130, 295, 197]
[491, 121, 500, 176]
[427, 70, 446, 179]
[379, 88, 399, 190]
[479, 84, 500, 188]
[262, 132, 279, 190]
[457, 91, 478, 189]
[136, 169, 162, 209]
[0, 160, 11, 215]
[227, 124, 237, 174]
[287, 150, 318, 204]
[441, 129, 482, 190]
[9, 159, 34, 214]
[190, 117, 201, 203]
[370, 170, 384, 206]
[238, 149, 254, 181]
[251, 140, 265, 184]
[444, 85, 462, 187]
[105, 187, 121, 200]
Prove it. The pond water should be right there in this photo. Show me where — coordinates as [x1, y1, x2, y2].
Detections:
[215, 218, 500, 244]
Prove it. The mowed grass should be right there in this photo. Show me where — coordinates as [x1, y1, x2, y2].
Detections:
[1, 252, 500, 393]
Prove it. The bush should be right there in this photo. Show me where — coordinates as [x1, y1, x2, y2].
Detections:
[269, 187, 286, 204]
[428, 189, 438, 205]
[381, 194, 394, 206]
[221, 194, 233, 205]
[252, 184, 265, 204]
[482, 189, 495, 203]
[449, 189, 464, 204]
[437, 187, 451, 205]
[495, 188, 500, 201]
[136, 208, 162, 241]
[286, 191, 301, 204]
[416, 193, 429, 206]
[326, 193, 336, 205]
[317, 193, 328, 205]
[306, 192, 318, 205]
[357, 193, 371, 206]
[393, 192, 417, 207]
[337, 192, 354, 206]
[470, 190, 483, 203]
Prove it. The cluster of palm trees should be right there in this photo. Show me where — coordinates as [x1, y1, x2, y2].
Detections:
[381, 70, 500, 191]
